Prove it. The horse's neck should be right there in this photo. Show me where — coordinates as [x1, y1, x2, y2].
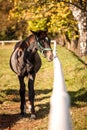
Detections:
[20, 41, 28, 50]
[20, 35, 35, 50]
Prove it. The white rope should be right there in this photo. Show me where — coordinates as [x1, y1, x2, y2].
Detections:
[48, 41, 72, 130]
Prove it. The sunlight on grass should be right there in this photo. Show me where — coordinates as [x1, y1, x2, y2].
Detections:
[0, 44, 87, 130]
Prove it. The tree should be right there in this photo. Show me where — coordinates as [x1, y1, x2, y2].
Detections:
[27, 0, 87, 55]
[0, 0, 29, 39]
[10, 0, 87, 55]
[56, 0, 87, 55]
[0, 0, 87, 56]
[70, 4, 87, 55]
[0, 0, 13, 39]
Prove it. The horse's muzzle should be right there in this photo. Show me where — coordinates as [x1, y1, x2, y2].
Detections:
[47, 56, 53, 62]
[47, 51, 53, 62]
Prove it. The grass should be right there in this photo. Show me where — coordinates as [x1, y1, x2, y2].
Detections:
[0, 44, 87, 130]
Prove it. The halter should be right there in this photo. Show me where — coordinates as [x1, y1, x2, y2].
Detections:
[35, 36, 52, 54]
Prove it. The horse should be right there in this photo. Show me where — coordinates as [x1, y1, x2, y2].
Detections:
[10, 30, 53, 118]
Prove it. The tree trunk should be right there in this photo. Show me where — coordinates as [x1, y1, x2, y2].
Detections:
[70, 6, 87, 56]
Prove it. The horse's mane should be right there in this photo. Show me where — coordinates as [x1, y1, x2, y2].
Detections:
[14, 34, 34, 50]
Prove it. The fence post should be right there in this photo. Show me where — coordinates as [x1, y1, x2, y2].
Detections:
[48, 42, 72, 130]
[1, 41, 5, 46]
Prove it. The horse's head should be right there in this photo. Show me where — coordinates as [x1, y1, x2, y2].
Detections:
[31, 30, 53, 62]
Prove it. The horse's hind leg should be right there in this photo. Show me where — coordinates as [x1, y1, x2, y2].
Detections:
[18, 75, 26, 115]
[28, 73, 36, 118]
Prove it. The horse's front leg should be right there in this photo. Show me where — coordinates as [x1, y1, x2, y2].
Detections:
[18, 75, 26, 116]
[28, 73, 36, 119]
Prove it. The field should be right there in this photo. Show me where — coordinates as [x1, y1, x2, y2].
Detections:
[0, 44, 87, 130]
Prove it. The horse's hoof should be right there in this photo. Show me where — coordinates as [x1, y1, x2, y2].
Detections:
[30, 114, 36, 119]
[20, 112, 26, 117]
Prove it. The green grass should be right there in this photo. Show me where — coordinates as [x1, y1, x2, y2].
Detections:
[0, 44, 87, 130]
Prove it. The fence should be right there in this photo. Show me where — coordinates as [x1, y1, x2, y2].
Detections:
[0, 40, 56, 46]
[0, 40, 20, 46]
[48, 41, 72, 130]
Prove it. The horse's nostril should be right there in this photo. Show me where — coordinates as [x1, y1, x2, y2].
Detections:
[50, 54, 53, 60]
[48, 55, 53, 62]
[50, 57, 53, 61]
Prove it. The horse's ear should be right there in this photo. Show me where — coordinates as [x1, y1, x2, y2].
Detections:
[31, 30, 41, 37]
[30, 30, 35, 34]
[43, 28, 48, 33]
[30, 29, 48, 37]
[30, 30, 39, 35]
[31, 29, 48, 34]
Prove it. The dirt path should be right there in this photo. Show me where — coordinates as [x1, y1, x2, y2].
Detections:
[0, 101, 48, 130]
[0, 101, 87, 130]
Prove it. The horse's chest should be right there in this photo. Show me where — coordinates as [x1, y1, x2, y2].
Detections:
[33, 53, 42, 73]
[17, 52, 34, 75]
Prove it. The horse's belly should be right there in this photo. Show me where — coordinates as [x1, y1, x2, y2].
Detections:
[10, 51, 41, 75]
[10, 49, 19, 74]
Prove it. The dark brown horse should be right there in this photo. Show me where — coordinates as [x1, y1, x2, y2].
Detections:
[10, 30, 53, 118]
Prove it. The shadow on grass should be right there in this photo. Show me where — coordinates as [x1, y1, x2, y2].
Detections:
[35, 87, 87, 119]
[35, 89, 52, 119]
[0, 88, 52, 129]
[0, 89, 20, 103]
[69, 87, 87, 107]
[1, 89, 19, 95]
[70, 50, 87, 66]
[35, 89, 52, 96]
[0, 86, 87, 129]
[0, 113, 20, 129]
